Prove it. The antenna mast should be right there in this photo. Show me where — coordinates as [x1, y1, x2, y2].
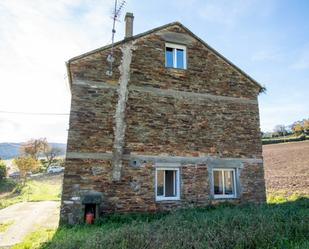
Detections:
[106, 0, 126, 76]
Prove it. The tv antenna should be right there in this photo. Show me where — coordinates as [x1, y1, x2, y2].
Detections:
[106, 0, 126, 76]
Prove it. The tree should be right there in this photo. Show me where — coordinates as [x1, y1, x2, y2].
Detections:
[0, 160, 7, 180]
[273, 125, 286, 137]
[43, 145, 63, 167]
[292, 123, 304, 136]
[20, 138, 48, 159]
[13, 156, 40, 185]
[304, 119, 309, 134]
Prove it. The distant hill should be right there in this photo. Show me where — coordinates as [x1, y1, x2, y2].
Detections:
[0, 142, 66, 159]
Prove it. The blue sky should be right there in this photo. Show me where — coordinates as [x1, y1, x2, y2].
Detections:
[0, 0, 308, 142]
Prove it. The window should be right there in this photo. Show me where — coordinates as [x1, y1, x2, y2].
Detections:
[156, 168, 180, 201]
[165, 43, 186, 69]
[213, 169, 236, 199]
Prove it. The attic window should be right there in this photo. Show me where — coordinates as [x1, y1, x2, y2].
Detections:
[165, 43, 186, 69]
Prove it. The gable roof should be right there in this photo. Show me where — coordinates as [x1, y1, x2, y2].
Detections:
[67, 22, 265, 92]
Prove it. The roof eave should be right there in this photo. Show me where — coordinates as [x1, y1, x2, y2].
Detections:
[66, 61, 73, 91]
[175, 23, 265, 92]
[67, 21, 181, 63]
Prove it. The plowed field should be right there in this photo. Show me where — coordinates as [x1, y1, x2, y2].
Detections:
[263, 140, 309, 195]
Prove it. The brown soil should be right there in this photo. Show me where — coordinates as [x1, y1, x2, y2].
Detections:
[263, 140, 309, 195]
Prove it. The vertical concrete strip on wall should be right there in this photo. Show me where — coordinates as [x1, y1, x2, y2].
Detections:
[112, 42, 135, 181]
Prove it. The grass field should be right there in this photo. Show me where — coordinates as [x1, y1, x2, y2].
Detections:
[0, 174, 62, 209]
[12, 197, 309, 249]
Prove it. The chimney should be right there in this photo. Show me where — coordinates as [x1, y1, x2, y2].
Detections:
[124, 12, 134, 38]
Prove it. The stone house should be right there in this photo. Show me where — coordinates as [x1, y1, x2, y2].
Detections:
[61, 13, 266, 224]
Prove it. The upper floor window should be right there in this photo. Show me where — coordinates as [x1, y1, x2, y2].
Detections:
[165, 43, 187, 69]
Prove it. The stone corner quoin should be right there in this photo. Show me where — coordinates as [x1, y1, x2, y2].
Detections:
[61, 20, 266, 224]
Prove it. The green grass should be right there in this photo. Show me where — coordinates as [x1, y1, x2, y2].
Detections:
[16, 197, 308, 249]
[0, 220, 14, 232]
[262, 134, 307, 145]
[267, 192, 309, 204]
[0, 178, 61, 209]
[11, 228, 55, 249]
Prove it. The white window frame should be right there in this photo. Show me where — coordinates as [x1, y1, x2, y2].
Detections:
[213, 168, 237, 199]
[165, 43, 187, 69]
[155, 167, 180, 201]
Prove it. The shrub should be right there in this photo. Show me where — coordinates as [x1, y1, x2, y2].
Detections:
[262, 134, 307, 145]
[0, 161, 7, 180]
[13, 156, 40, 185]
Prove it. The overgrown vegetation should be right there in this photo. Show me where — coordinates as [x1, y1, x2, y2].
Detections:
[0, 160, 7, 180]
[13, 197, 308, 249]
[0, 177, 17, 193]
[0, 177, 61, 209]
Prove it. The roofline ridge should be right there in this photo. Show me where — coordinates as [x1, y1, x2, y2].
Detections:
[66, 21, 265, 92]
[67, 21, 182, 63]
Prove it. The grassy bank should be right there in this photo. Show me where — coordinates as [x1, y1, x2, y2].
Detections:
[0, 176, 61, 209]
[262, 134, 308, 145]
[14, 197, 309, 249]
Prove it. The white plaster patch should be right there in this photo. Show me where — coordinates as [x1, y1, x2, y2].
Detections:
[112, 41, 136, 181]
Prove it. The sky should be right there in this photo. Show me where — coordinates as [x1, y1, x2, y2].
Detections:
[0, 0, 308, 143]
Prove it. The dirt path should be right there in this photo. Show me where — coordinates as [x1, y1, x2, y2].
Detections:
[0, 201, 60, 247]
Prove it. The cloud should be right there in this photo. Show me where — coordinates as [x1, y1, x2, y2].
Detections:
[0, 0, 117, 142]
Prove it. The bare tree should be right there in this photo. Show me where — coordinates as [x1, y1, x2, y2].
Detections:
[43, 145, 63, 167]
[20, 138, 48, 159]
[273, 125, 286, 137]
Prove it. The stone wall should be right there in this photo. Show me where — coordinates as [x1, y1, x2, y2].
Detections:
[61, 158, 265, 224]
[61, 23, 266, 224]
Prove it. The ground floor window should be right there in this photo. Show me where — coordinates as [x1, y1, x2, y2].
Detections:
[156, 168, 180, 201]
[213, 168, 236, 198]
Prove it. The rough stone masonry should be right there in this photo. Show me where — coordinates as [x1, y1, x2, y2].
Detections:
[60, 14, 266, 224]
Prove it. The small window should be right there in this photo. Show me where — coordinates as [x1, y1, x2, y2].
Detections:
[156, 168, 180, 201]
[165, 43, 186, 69]
[213, 169, 236, 199]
